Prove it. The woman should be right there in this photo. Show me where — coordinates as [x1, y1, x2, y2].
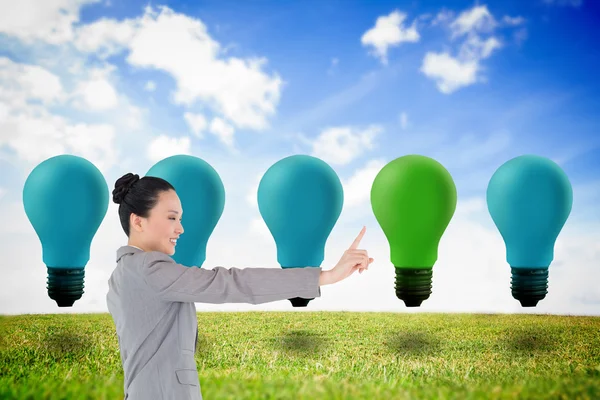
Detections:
[107, 172, 373, 400]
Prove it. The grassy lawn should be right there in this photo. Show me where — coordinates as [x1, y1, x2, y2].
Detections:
[1, 312, 599, 399]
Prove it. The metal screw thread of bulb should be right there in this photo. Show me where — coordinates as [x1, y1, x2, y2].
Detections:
[288, 297, 314, 307]
[47, 267, 85, 307]
[394, 268, 433, 307]
[510, 267, 549, 307]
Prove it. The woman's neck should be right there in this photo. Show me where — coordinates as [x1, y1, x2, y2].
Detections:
[127, 241, 147, 251]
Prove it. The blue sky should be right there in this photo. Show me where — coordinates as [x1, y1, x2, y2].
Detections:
[44, 1, 600, 194]
[0, 0, 598, 314]
[2, 1, 599, 187]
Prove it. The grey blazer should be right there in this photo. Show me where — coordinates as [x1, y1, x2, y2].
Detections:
[106, 245, 322, 400]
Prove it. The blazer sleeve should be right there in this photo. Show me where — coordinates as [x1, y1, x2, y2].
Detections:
[139, 251, 322, 304]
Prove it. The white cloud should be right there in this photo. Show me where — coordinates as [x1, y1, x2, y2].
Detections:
[327, 57, 339, 75]
[310, 125, 382, 166]
[0, 57, 64, 107]
[144, 80, 156, 92]
[420, 5, 509, 94]
[342, 159, 386, 208]
[249, 217, 273, 243]
[361, 10, 420, 64]
[0, 103, 8, 122]
[0, 58, 119, 172]
[245, 172, 264, 210]
[74, 16, 137, 57]
[63, 123, 118, 164]
[74, 6, 283, 131]
[184, 112, 207, 138]
[502, 15, 526, 26]
[421, 52, 479, 94]
[514, 28, 528, 46]
[0, 0, 100, 45]
[147, 134, 191, 163]
[431, 9, 455, 26]
[121, 103, 145, 131]
[399, 111, 409, 129]
[209, 117, 236, 150]
[0, 110, 118, 172]
[450, 5, 497, 38]
[455, 196, 486, 217]
[72, 69, 119, 111]
[459, 35, 502, 60]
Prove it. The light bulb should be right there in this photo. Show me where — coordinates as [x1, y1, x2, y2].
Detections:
[486, 154, 573, 307]
[147, 155, 225, 268]
[257, 155, 343, 307]
[371, 155, 457, 307]
[22, 154, 109, 307]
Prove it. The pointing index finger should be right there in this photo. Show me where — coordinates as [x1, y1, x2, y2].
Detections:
[349, 226, 366, 250]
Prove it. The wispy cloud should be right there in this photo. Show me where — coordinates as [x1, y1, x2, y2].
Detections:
[361, 10, 420, 65]
[71, 66, 119, 111]
[281, 69, 387, 132]
[147, 135, 192, 163]
[0, 0, 100, 45]
[342, 159, 386, 208]
[327, 57, 339, 75]
[209, 117, 238, 153]
[432, 131, 513, 169]
[75, 5, 283, 131]
[144, 80, 156, 92]
[399, 112, 409, 129]
[310, 125, 382, 166]
[184, 112, 208, 139]
[420, 4, 524, 94]
[0, 57, 119, 173]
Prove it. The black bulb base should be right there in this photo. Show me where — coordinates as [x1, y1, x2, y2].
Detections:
[288, 297, 313, 307]
[47, 267, 85, 307]
[395, 268, 433, 307]
[511, 267, 548, 307]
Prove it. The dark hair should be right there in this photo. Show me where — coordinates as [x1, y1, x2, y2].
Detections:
[112, 173, 175, 237]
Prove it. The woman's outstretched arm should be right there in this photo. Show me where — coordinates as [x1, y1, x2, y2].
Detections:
[141, 251, 322, 304]
[138, 226, 373, 304]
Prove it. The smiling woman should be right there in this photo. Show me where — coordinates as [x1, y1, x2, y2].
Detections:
[113, 173, 182, 255]
[106, 172, 373, 399]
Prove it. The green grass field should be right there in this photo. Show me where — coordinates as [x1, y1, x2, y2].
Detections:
[0, 312, 599, 399]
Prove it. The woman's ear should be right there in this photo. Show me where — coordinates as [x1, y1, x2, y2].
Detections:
[130, 213, 144, 233]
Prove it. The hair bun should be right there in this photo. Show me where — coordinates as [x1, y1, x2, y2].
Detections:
[113, 173, 140, 204]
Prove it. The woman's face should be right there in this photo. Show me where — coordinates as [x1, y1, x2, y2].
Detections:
[131, 189, 184, 255]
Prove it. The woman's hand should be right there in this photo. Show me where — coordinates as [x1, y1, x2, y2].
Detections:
[319, 226, 373, 286]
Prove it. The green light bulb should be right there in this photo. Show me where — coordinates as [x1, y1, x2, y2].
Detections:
[371, 155, 457, 307]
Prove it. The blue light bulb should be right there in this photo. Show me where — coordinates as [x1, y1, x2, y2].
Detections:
[22, 154, 109, 307]
[486, 154, 573, 307]
[147, 155, 225, 267]
[257, 155, 343, 307]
